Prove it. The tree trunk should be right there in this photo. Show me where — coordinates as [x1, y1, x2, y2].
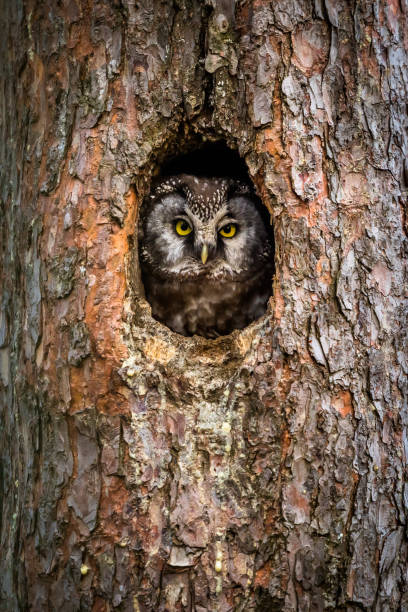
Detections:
[1, 0, 407, 610]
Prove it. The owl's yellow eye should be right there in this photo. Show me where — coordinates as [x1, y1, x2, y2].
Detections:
[219, 223, 237, 238]
[175, 219, 193, 236]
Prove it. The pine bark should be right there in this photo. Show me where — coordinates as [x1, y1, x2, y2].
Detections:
[1, 1, 408, 610]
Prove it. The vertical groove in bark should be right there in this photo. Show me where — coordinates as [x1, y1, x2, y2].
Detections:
[1, 0, 407, 610]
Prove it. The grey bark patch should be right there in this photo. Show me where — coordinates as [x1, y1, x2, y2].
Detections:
[336, 249, 360, 324]
[0, 307, 8, 347]
[24, 218, 42, 358]
[68, 321, 91, 366]
[379, 528, 403, 575]
[350, 528, 379, 607]
[40, 89, 76, 194]
[96, 550, 115, 597]
[98, 413, 121, 476]
[109, 174, 130, 226]
[313, 306, 355, 373]
[272, 0, 312, 31]
[308, 318, 328, 368]
[67, 409, 101, 531]
[47, 246, 79, 299]
[78, 64, 109, 128]
[253, 86, 273, 126]
[37, 414, 73, 572]
[282, 74, 303, 115]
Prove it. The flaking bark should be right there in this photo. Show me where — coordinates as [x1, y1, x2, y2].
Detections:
[1, 1, 407, 610]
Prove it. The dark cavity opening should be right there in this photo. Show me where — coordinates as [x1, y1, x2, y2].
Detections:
[139, 141, 274, 339]
[160, 141, 249, 182]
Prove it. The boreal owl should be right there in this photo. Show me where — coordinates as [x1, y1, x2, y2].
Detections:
[139, 174, 274, 338]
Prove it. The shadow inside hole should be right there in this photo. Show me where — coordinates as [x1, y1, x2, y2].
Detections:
[139, 141, 275, 339]
[160, 141, 249, 181]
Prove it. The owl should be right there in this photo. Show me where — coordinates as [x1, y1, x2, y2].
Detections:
[139, 174, 274, 338]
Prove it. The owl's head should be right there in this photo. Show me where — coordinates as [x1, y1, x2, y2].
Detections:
[139, 174, 272, 281]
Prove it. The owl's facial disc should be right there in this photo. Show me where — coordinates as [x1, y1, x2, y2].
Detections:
[198, 223, 238, 265]
[172, 215, 211, 265]
[183, 206, 233, 267]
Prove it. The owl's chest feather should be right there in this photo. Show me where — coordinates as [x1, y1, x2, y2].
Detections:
[144, 273, 270, 338]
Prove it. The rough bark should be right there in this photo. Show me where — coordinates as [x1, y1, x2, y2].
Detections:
[1, 0, 408, 610]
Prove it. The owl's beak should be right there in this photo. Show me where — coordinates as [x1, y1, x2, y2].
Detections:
[201, 244, 209, 265]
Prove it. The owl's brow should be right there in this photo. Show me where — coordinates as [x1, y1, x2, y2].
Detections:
[152, 176, 253, 222]
[218, 216, 238, 228]
[173, 213, 192, 223]
[151, 181, 184, 199]
[190, 191, 230, 221]
[191, 205, 230, 226]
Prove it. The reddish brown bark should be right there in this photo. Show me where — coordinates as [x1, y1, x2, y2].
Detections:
[1, 0, 408, 610]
